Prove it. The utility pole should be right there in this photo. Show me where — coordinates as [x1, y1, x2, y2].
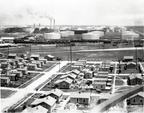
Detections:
[69, 40, 72, 71]
[135, 46, 137, 70]
[7, 44, 9, 58]
[30, 44, 31, 53]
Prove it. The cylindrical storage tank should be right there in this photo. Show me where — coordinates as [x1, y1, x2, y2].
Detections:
[60, 31, 69, 38]
[82, 33, 100, 40]
[68, 31, 75, 36]
[90, 31, 104, 37]
[44, 32, 61, 40]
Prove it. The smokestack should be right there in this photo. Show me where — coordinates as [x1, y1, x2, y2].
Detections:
[48, 18, 52, 29]
[33, 23, 35, 29]
[48, 16, 55, 31]
[51, 17, 55, 30]
[39, 23, 41, 29]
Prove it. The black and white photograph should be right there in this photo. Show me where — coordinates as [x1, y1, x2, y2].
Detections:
[0, 0, 144, 113]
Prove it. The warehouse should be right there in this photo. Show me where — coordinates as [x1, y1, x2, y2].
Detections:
[69, 92, 91, 105]
[0, 77, 10, 86]
[0, 37, 14, 43]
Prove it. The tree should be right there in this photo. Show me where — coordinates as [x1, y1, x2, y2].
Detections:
[33, 28, 40, 33]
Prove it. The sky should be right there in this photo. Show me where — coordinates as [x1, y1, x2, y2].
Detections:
[0, 0, 144, 26]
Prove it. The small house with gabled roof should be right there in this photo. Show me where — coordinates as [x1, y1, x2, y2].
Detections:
[55, 78, 73, 89]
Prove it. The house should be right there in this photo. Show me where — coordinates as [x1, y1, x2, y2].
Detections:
[47, 89, 63, 103]
[127, 92, 144, 105]
[27, 64, 37, 70]
[55, 78, 73, 89]
[31, 61, 42, 68]
[72, 69, 80, 75]
[69, 92, 91, 105]
[128, 74, 142, 85]
[17, 62, 24, 68]
[13, 71, 23, 78]
[94, 78, 108, 82]
[81, 68, 89, 74]
[0, 59, 8, 63]
[21, 105, 48, 113]
[93, 81, 106, 90]
[126, 62, 137, 69]
[84, 71, 93, 79]
[39, 59, 47, 64]
[45, 54, 54, 61]
[98, 94, 111, 104]
[106, 82, 112, 86]
[60, 73, 77, 80]
[123, 56, 133, 62]
[17, 57, 24, 62]
[30, 54, 40, 60]
[8, 60, 16, 66]
[39, 60, 44, 66]
[31, 96, 56, 113]
[8, 53, 17, 59]
[95, 71, 109, 78]
[17, 68, 28, 75]
[0, 52, 4, 57]
[0, 77, 10, 86]
[99, 65, 110, 72]
[0, 69, 2, 74]
[73, 62, 85, 70]
[7, 74, 18, 81]
[1, 62, 10, 69]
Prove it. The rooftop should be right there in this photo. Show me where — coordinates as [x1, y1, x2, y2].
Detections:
[60, 73, 77, 79]
[93, 81, 106, 85]
[44, 89, 63, 97]
[72, 69, 80, 75]
[70, 92, 91, 99]
[55, 77, 73, 84]
[129, 74, 142, 80]
[31, 54, 40, 58]
[21, 105, 48, 113]
[31, 96, 56, 107]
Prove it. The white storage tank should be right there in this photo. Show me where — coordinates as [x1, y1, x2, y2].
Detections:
[68, 31, 74, 36]
[82, 33, 100, 40]
[44, 32, 61, 40]
[60, 31, 75, 38]
[90, 31, 104, 37]
[60, 31, 69, 38]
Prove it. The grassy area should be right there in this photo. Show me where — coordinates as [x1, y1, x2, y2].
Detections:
[1, 90, 16, 98]
[115, 79, 125, 86]
[18, 73, 45, 88]
[1, 44, 144, 61]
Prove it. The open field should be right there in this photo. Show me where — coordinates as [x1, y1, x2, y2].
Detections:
[0, 44, 144, 61]
[1, 90, 16, 98]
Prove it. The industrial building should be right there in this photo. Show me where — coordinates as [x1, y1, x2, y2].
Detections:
[121, 31, 140, 41]
[82, 33, 100, 40]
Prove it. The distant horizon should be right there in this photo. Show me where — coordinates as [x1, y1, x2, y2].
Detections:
[1, 24, 144, 27]
[0, 0, 144, 26]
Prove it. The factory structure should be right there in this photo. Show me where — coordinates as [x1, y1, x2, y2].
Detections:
[121, 31, 140, 41]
